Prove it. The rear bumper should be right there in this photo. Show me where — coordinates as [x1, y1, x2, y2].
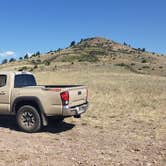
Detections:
[62, 102, 88, 117]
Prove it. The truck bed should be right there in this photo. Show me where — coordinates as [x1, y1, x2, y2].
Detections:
[42, 85, 88, 107]
[43, 85, 83, 88]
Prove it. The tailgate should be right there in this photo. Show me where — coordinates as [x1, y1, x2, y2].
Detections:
[67, 86, 88, 107]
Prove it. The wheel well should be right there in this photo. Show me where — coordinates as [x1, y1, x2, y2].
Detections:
[13, 98, 48, 126]
[14, 100, 41, 114]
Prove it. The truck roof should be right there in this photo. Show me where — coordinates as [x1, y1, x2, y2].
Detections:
[0, 71, 33, 75]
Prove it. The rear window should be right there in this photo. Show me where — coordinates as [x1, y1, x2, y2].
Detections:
[14, 74, 37, 88]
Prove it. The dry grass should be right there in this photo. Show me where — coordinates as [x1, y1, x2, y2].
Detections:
[0, 63, 165, 165]
[36, 64, 166, 165]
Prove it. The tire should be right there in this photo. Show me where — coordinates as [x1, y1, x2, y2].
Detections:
[16, 105, 42, 133]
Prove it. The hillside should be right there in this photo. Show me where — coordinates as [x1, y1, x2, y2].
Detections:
[0, 64, 165, 165]
[0, 38, 165, 165]
[1, 37, 166, 76]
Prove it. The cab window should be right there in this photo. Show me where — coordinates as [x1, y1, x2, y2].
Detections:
[14, 74, 37, 88]
[0, 75, 7, 87]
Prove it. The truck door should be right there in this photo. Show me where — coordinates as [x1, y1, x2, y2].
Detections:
[0, 74, 11, 114]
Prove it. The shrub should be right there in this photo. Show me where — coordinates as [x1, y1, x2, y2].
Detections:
[54, 65, 57, 70]
[9, 58, 16, 62]
[142, 65, 150, 69]
[131, 63, 135, 66]
[58, 48, 61, 51]
[141, 59, 147, 63]
[31, 59, 41, 65]
[142, 48, 146, 52]
[70, 41, 76, 47]
[36, 59, 41, 64]
[43, 60, 50, 66]
[2, 59, 8, 64]
[31, 51, 40, 58]
[34, 65, 38, 69]
[79, 38, 84, 43]
[36, 51, 40, 56]
[31, 54, 37, 58]
[115, 63, 126, 67]
[47, 50, 53, 54]
[31, 60, 36, 64]
[123, 42, 127, 46]
[24, 54, 29, 59]
[18, 66, 28, 71]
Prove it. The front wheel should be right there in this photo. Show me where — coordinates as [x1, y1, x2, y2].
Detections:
[16, 105, 42, 133]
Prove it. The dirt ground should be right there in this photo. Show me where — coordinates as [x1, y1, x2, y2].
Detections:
[0, 64, 165, 166]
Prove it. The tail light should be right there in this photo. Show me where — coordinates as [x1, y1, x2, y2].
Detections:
[60, 91, 69, 105]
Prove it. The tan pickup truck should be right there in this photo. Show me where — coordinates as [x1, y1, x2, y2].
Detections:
[0, 71, 88, 132]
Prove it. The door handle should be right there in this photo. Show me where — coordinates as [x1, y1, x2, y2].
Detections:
[0, 91, 6, 95]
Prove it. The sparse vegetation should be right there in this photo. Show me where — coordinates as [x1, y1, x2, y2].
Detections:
[36, 51, 40, 56]
[142, 48, 146, 52]
[1, 59, 8, 64]
[142, 65, 150, 69]
[141, 58, 147, 63]
[31, 51, 40, 58]
[24, 54, 29, 59]
[70, 41, 76, 47]
[0, 37, 165, 77]
[9, 58, 16, 63]
[0, 40, 165, 165]
[61, 54, 98, 62]
[18, 66, 28, 71]
[89, 50, 106, 56]
[115, 63, 126, 67]
[43, 60, 50, 66]
[78, 54, 99, 62]
[32, 66, 166, 165]
[36, 59, 41, 64]
[34, 65, 38, 69]
[123, 42, 127, 46]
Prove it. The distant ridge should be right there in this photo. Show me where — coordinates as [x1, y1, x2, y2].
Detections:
[0, 37, 166, 77]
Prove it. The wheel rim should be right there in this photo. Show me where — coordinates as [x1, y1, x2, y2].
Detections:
[21, 111, 36, 128]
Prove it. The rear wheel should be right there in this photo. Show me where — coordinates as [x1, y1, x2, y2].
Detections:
[16, 105, 42, 133]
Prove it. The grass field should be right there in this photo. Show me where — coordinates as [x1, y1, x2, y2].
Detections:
[0, 63, 165, 165]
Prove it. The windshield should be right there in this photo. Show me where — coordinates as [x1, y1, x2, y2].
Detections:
[14, 74, 37, 88]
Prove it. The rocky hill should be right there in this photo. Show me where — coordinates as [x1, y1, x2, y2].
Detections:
[1, 37, 166, 76]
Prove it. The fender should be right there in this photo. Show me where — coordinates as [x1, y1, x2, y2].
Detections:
[12, 96, 48, 126]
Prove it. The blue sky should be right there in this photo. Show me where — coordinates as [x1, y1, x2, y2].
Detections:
[0, 0, 166, 61]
